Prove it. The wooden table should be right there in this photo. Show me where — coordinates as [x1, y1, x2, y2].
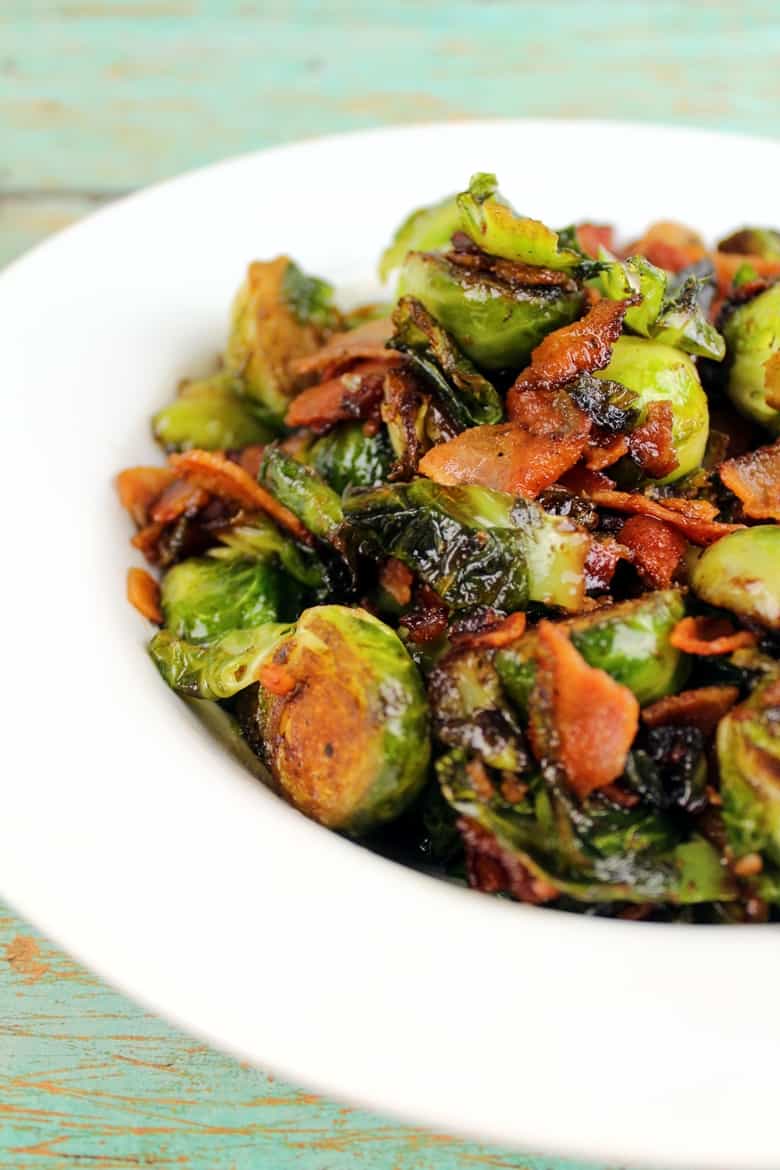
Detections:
[2, 4, 778, 1166]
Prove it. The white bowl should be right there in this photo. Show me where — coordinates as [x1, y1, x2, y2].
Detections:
[2, 120, 778, 1170]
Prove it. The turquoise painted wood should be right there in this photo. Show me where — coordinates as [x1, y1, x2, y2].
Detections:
[2, 3, 778, 1166]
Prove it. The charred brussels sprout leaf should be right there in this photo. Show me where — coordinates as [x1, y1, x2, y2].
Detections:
[398, 251, 583, 371]
[595, 337, 709, 482]
[344, 479, 590, 613]
[153, 374, 275, 451]
[691, 526, 780, 630]
[237, 606, 430, 835]
[624, 727, 708, 815]
[718, 669, 780, 865]
[495, 591, 688, 712]
[149, 623, 291, 700]
[598, 254, 668, 338]
[391, 296, 503, 427]
[160, 556, 300, 641]
[721, 282, 780, 433]
[456, 172, 581, 270]
[379, 192, 462, 282]
[260, 445, 343, 539]
[428, 645, 528, 770]
[309, 422, 394, 493]
[653, 274, 726, 361]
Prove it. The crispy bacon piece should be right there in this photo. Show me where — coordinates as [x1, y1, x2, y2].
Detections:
[627, 401, 679, 479]
[399, 584, 448, 644]
[642, 685, 740, 736]
[619, 515, 687, 589]
[576, 223, 615, 259]
[149, 478, 209, 525]
[445, 248, 578, 290]
[670, 616, 758, 656]
[584, 535, 632, 591]
[584, 431, 629, 471]
[379, 557, 414, 607]
[508, 298, 635, 399]
[169, 449, 310, 542]
[712, 252, 780, 297]
[284, 359, 386, 432]
[529, 621, 640, 799]
[126, 567, 162, 624]
[289, 319, 397, 378]
[458, 818, 558, 904]
[570, 485, 742, 546]
[258, 661, 297, 696]
[235, 444, 267, 479]
[626, 221, 706, 273]
[720, 438, 780, 521]
[451, 611, 527, 650]
[116, 466, 176, 527]
[560, 464, 616, 495]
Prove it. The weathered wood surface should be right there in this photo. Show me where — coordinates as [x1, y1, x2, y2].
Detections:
[2, 2, 779, 1166]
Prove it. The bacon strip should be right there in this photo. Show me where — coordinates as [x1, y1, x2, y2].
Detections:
[126, 567, 162, 624]
[641, 685, 740, 735]
[529, 621, 640, 799]
[116, 466, 176, 527]
[626, 221, 706, 273]
[670, 616, 758, 656]
[451, 611, 527, 650]
[459, 818, 559, 904]
[508, 298, 635, 398]
[584, 431, 629, 471]
[627, 401, 679, 480]
[290, 318, 396, 377]
[712, 252, 780, 296]
[284, 359, 387, 432]
[619, 515, 687, 589]
[445, 249, 577, 289]
[719, 438, 780, 520]
[149, 478, 209, 525]
[569, 484, 743, 546]
[576, 223, 615, 259]
[169, 450, 310, 542]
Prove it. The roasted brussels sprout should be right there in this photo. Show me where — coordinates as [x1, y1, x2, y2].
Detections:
[653, 274, 726, 361]
[428, 645, 528, 770]
[379, 193, 461, 281]
[398, 251, 583, 371]
[211, 513, 327, 592]
[598, 254, 667, 338]
[718, 669, 780, 866]
[344, 479, 591, 612]
[718, 227, 780, 259]
[720, 282, 780, 433]
[236, 605, 430, 834]
[456, 172, 581, 270]
[309, 422, 394, 493]
[149, 623, 292, 700]
[224, 257, 338, 423]
[260, 445, 343, 539]
[495, 590, 688, 711]
[691, 526, 780, 630]
[152, 374, 274, 452]
[160, 555, 299, 641]
[595, 337, 709, 481]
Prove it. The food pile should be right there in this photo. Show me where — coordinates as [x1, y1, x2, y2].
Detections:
[118, 174, 780, 921]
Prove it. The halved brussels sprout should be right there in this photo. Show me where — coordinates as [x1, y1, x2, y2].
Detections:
[718, 669, 780, 866]
[160, 556, 299, 641]
[152, 374, 274, 452]
[398, 251, 583, 371]
[456, 173, 581, 270]
[236, 605, 430, 834]
[721, 282, 780, 433]
[598, 254, 667, 337]
[344, 479, 591, 613]
[309, 422, 394, 493]
[691, 526, 780, 630]
[428, 645, 528, 771]
[595, 336, 709, 482]
[260, 445, 343, 539]
[379, 193, 461, 282]
[495, 590, 688, 711]
[150, 623, 292, 700]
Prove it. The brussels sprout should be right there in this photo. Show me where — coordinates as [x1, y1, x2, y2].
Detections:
[495, 590, 688, 711]
[391, 297, 503, 426]
[344, 480, 590, 612]
[211, 514, 327, 591]
[260, 445, 343, 539]
[309, 422, 394, 493]
[598, 254, 667, 338]
[721, 282, 780, 433]
[150, 623, 292, 700]
[236, 606, 430, 834]
[428, 645, 528, 770]
[379, 192, 461, 282]
[456, 173, 581, 270]
[224, 257, 338, 423]
[691, 526, 780, 630]
[595, 337, 709, 482]
[718, 227, 780, 260]
[718, 670, 780, 866]
[398, 251, 583, 371]
[652, 274, 726, 361]
[152, 374, 275, 452]
[439, 749, 734, 905]
[160, 556, 300, 641]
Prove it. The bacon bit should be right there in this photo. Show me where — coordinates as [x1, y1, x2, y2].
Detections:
[670, 616, 758, 656]
[379, 557, 414, 607]
[642, 685, 740, 736]
[626, 221, 706, 273]
[584, 535, 632, 591]
[576, 223, 615, 259]
[584, 431, 629, 471]
[284, 359, 386, 432]
[574, 487, 742, 546]
[451, 611, 527, 650]
[466, 758, 496, 801]
[289, 318, 396, 378]
[560, 464, 616, 495]
[116, 466, 176, 527]
[712, 252, 780, 296]
[258, 661, 297, 696]
[500, 774, 529, 804]
[732, 852, 764, 878]
[529, 621, 640, 799]
[458, 818, 559, 904]
[399, 585, 448, 644]
[706, 785, 723, 807]
[149, 478, 209, 525]
[169, 450, 310, 543]
[719, 438, 780, 521]
[619, 515, 687, 589]
[446, 248, 577, 289]
[627, 401, 679, 479]
[600, 783, 640, 809]
[508, 298, 635, 397]
[131, 522, 166, 564]
[508, 386, 591, 439]
[126, 567, 162, 624]
[235, 444, 267, 479]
